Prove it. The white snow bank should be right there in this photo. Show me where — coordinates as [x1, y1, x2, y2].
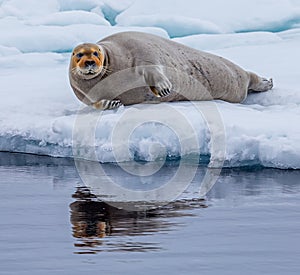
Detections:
[57, 0, 133, 13]
[0, 0, 300, 169]
[0, 0, 59, 18]
[0, 45, 20, 56]
[0, 29, 300, 169]
[0, 0, 167, 53]
[117, 15, 222, 37]
[173, 32, 282, 51]
[28, 10, 110, 26]
[116, 0, 300, 36]
[58, 0, 103, 12]
[0, 0, 132, 19]
[0, 17, 168, 53]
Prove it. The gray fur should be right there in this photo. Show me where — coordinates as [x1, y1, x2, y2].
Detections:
[69, 31, 273, 107]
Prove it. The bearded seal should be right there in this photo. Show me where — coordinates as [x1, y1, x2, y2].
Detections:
[69, 31, 273, 110]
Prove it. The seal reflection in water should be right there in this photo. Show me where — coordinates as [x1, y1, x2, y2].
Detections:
[69, 31, 273, 110]
[70, 187, 207, 253]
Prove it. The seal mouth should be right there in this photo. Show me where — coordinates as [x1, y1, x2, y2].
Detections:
[84, 69, 98, 75]
[76, 68, 102, 79]
[73, 65, 103, 79]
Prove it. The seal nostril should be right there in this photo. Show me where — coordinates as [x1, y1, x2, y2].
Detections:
[85, 60, 96, 66]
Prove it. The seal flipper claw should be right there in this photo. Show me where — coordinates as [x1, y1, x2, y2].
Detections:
[144, 66, 172, 98]
[92, 99, 123, 110]
[155, 77, 172, 97]
[159, 88, 171, 97]
[150, 86, 171, 98]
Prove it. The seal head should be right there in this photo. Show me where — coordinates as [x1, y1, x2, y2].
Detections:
[70, 43, 105, 80]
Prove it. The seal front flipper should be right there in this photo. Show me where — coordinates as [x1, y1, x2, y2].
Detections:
[143, 66, 172, 98]
[150, 86, 172, 98]
[92, 99, 123, 110]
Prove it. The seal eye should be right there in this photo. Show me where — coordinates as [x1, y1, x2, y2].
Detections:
[76, 53, 84, 59]
[93, 51, 99, 57]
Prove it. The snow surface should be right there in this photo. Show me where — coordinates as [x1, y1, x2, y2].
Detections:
[0, 0, 300, 169]
[116, 0, 300, 37]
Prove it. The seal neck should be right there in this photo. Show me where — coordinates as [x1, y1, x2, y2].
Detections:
[98, 44, 110, 80]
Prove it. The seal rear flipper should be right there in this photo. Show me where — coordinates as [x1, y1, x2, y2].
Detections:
[248, 72, 273, 92]
[92, 99, 123, 110]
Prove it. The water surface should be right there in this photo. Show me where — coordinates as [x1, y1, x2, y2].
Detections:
[0, 152, 300, 274]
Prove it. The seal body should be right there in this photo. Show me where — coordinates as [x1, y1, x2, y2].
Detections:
[69, 31, 273, 109]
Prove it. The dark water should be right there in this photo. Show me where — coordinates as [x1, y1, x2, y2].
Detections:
[0, 152, 300, 275]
